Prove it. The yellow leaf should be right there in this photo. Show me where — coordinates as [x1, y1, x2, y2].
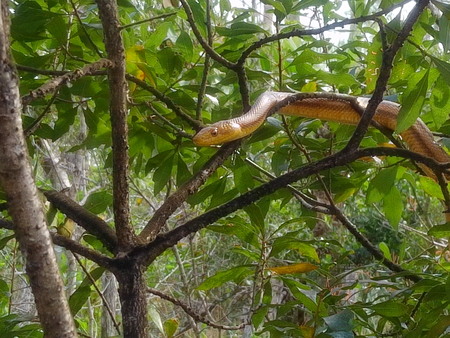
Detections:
[267, 262, 318, 275]
[57, 219, 74, 238]
[301, 81, 317, 92]
[299, 326, 315, 338]
[126, 45, 144, 63]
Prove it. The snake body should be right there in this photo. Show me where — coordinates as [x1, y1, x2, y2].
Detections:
[193, 91, 450, 220]
[193, 92, 450, 169]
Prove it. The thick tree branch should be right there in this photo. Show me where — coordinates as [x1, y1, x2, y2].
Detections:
[179, 0, 235, 69]
[21, 59, 112, 106]
[344, 0, 430, 151]
[132, 146, 449, 264]
[52, 234, 116, 270]
[43, 190, 118, 253]
[96, 0, 136, 249]
[0, 1, 76, 334]
[139, 140, 241, 242]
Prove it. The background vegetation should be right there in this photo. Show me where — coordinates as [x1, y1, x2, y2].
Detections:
[0, 0, 449, 336]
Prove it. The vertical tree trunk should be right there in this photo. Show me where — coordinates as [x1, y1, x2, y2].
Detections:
[115, 264, 148, 337]
[0, 1, 76, 336]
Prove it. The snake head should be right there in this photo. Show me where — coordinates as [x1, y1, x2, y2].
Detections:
[193, 121, 242, 146]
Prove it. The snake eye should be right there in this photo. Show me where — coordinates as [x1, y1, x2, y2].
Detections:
[210, 128, 218, 137]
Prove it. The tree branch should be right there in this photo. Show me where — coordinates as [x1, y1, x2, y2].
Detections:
[21, 59, 112, 106]
[344, 0, 430, 151]
[95, 0, 136, 249]
[179, 0, 235, 69]
[43, 190, 118, 253]
[133, 146, 449, 264]
[120, 11, 178, 31]
[148, 288, 245, 330]
[236, 0, 412, 67]
[126, 74, 203, 131]
[330, 205, 421, 282]
[138, 140, 242, 242]
[52, 234, 116, 270]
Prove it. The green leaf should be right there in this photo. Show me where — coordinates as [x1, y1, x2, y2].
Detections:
[293, 0, 328, 11]
[216, 22, 268, 37]
[431, 56, 450, 86]
[252, 306, 269, 329]
[432, 0, 450, 19]
[146, 21, 172, 48]
[365, 34, 383, 92]
[176, 153, 191, 187]
[83, 191, 113, 214]
[430, 75, 450, 128]
[281, 278, 318, 312]
[379, 242, 392, 261]
[196, 265, 254, 291]
[439, 15, 450, 52]
[163, 318, 179, 338]
[188, 178, 224, 205]
[428, 222, 450, 238]
[208, 187, 238, 209]
[323, 309, 353, 332]
[428, 315, 450, 338]
[244, 204, 266, 229]
[261, 0, 287, 15]
[208, 216, 260, 248]
[367, 166, 400, 203]
[69, 267, 105, 315]
[383, 186, 403, 229]
[419, 176, 444, 200]
[175, 31, 193, 62]
[0, 235, 15, 250]
[396, 69, 429, 133]
[11, 1, 57, 41]
[46, 15, 68, 45]
[271, 237, 320, 262]
[153, 153, 174, 194]
[149, 305, 164, 335]
[370, 300, 408, 317]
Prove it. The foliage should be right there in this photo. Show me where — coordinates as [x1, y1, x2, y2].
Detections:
[0, 0, 449, 336]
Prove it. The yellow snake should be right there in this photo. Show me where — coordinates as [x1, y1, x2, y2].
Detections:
[193, 91, 450, 218]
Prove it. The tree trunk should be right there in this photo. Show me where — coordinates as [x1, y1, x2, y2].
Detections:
[0, 1, 76, 336]
[115, 264, 148, 337]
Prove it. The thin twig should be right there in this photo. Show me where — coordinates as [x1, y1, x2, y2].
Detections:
[21, 59, 112, 106]
[148, 288, 246, 330]
[126, 74, 203, 131]
[120, 11, 178, 30]
[73, 253, 121, 335]
[69, 0, 103, 58]
[236, 0, 412, 66]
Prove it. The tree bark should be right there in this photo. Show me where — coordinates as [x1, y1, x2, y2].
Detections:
[115, 263, 148, 337]
[0, 1, 76, 336]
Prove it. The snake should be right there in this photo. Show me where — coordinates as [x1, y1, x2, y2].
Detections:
[193, 91, 450, 218]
